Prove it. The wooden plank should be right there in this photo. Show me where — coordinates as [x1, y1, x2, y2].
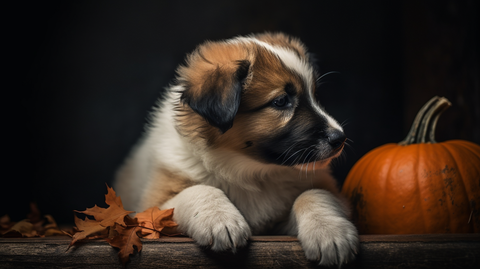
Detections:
[1, 235, 479, 268]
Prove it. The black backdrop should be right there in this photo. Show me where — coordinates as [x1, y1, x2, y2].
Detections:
[3, 0, 478, 224]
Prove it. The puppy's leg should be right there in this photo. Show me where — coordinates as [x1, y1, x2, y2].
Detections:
[161, 185, 251, 252]
[288, 189, 359, 266]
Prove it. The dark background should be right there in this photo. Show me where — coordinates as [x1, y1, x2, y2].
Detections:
[3, 0, 479, 224]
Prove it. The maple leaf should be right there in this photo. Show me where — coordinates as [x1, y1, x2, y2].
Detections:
[70, 184, 133, 245]
[2, 219, 38, 238]
[135, 207, 178, 239]
[69, 215, 108, 244]
[107, 216, 142, 265]
[75, 185, 134, 227]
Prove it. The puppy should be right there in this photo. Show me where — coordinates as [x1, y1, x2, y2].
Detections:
[114, 32, 358, 266]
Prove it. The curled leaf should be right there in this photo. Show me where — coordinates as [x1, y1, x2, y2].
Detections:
[135, 207, 178, 239]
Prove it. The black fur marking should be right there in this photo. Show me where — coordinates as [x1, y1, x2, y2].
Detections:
[284, 83, 297, 96]
[243, 141, 253, 149]
[234, 60, 251, 86]
[255, 96, 335, 166]
[181, 60, 251, 133]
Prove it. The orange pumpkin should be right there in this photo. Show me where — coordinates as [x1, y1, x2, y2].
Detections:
[342, 96, 480, 234]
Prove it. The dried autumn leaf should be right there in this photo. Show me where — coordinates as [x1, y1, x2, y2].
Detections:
[70, 214, 107, 245]
[135, 207, 178, 239]
[70, 185, 133, 245]
[107, 216, 142, 266]
[2, 219, 38, 238]
[75, 185, 134, 228]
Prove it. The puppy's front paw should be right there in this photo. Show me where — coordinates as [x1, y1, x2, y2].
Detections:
[187, 206, 251, 252]
[298, 215, 358, 266]
[162, 185, 251, 252]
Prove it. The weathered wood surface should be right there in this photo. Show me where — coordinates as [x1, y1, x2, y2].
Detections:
[1, 234, 479, 268]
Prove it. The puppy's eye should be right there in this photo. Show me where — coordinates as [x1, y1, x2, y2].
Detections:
[272, 95, 292, 109]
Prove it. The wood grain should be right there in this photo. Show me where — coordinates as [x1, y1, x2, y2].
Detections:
[1, 235, 479, 268]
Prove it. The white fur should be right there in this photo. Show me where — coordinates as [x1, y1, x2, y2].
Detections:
[114, 35, 358, 266]
[251, 39, 314, 90]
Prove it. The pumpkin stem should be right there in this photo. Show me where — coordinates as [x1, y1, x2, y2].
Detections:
[399, 96, 452, 145]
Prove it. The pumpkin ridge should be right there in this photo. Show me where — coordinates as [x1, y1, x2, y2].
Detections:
[453, 140, 480, 160]
[383, 144, 405, 234]
[341, 146, 374, 227]
[368, 144, 400, 233]
[441, 142, 478, 232]
[437, 142, 462, 233]
[343, 145, 394, 193]
[415, 144, 428, 233]
[342, 144, 397, 233]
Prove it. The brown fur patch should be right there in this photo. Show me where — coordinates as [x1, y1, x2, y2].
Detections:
[176, 41, 254, 101]
[240, 46, 305, 112]
[139, 168, 195, 210]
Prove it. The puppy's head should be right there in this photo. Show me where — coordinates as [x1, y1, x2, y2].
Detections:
[176, 33, 345, 169]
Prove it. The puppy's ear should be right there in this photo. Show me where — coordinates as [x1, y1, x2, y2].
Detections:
[180, 59, 251, 133]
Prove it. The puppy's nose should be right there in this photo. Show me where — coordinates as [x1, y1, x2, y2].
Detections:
[326, 129, 346, 150]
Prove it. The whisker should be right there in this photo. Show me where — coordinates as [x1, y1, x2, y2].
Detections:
[300, 146, 313, 163]
[301, 149, 314, 179]
[296, 147, 311, 171]
[281, 147, 305, 166]
[312, 160, 316, 185]
[344, 141, 357, 156]
[305, 149, 318, 179]
[301, 146, 316, 164]
[277, 142, 301, 161]
[316, 71, 341, 82]
[296, 146, 316, 179]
